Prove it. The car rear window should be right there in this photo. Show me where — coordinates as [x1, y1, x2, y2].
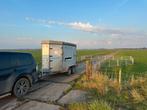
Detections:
[0, 53, 34, 70]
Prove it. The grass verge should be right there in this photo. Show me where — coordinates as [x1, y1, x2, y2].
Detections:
[71, 72, 147, 110]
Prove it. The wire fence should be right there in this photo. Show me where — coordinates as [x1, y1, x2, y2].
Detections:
[83, 55, 145, 82]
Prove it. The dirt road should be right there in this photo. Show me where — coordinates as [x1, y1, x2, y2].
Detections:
[0, 62, 85, 110]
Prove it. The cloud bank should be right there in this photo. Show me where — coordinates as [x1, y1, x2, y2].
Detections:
[25, 17, 147, 38]
[0, 37, 41, 49]
[4, 17, 143, 49]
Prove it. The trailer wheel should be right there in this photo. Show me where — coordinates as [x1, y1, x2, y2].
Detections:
[72, 66, 76, 74]
[67, 67, 72, 75]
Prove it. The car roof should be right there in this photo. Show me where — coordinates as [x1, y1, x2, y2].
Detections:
[0, 52, 31, 56]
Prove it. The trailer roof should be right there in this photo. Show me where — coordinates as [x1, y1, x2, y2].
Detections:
[41, 40, 76, 47]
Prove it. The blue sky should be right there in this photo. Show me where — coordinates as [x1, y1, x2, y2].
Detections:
[0, 0, 147, 49]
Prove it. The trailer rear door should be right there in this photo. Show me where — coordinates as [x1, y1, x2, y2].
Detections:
[49, 44, 62, 72]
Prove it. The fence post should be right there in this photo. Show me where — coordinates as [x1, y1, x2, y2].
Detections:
[86, 59, 92, 80]
[95, 61, 101, 72]
[90, 60, 93, 77]
[109, 60, 111, 67]
[125, 59, 127, 66]
[117, 59, 119, 66]
[118, 68, 122, 85]
[86, 60, 89, 80]
[132, 58, 134, 64]
[112, 56, 114, 60]
[130, 56, 134, 64]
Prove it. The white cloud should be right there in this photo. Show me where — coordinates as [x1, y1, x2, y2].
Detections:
[68, 22, 94, 32]
[68, 36, 147, 49]
[24, 17, 147, 49]
[1, 36, 147, 49]
[107, 41, 112, 45]
[25, 17, 65, 26]
[111, 33, 121, 37]
[67, 39, 114, 49]
[25, 17, 147, 38]
[68, 22, 147, 37]
[69, 22, 145, 37]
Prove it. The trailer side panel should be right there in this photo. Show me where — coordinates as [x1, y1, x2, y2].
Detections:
[62, 45, 76, 72]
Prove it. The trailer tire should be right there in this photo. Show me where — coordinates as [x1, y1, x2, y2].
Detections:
[72, 66, 76, 74]
[67, 67, 72, 75]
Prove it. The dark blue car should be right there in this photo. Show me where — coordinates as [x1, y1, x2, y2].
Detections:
[0, 52, 38, 97]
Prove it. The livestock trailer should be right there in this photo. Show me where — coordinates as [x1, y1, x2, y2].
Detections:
[41, 40, 77, 75]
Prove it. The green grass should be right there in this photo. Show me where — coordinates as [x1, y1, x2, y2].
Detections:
[13, 49, 113, 68]
[99, 49, 147, 80]
[13, 49, 147, 78]
[68, 100, 112, 110]
[88, 100, 113, 110]
[8, 49, 147, 74]
[74, 73, 147, 110]
[115, 49, 147, 73]
[76, 49, 114, 61]
[73, 49, 147, 110]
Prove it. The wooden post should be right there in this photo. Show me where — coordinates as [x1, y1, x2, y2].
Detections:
[118, 68, 122, 85]
[99, 62, 101, 69]
[86, 60, 92, 80]
[112, 56, 114, 60]
[116, 68, 122, 94]
[109, 60, 111, 67]
[121, 56, 123, 60]
[90, 60, 92, 78]
[117, 59, 119, 66]
[96, 61, 101, 72]
[132, 58, 134, 64]
[131, 74, 134, 85]
[86, 60, 89, 80]
[130, 56, 134, 64]
[125, 59, 127, 66]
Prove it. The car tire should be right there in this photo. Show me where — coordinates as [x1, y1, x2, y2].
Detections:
[13, 78, 30, 97]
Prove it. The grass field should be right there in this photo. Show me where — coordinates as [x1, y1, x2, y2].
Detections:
[71, 49, 147, 110]
[14, 49, 114, 68]
[13, 49, 147, 75]
[99, 49, 147, 80]
[115, 49, 147, 73]
[77, 49, 114, 61]
[11, 49, 147, 76]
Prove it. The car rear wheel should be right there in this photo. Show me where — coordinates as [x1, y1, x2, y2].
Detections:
[13, 78, 30, 97]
